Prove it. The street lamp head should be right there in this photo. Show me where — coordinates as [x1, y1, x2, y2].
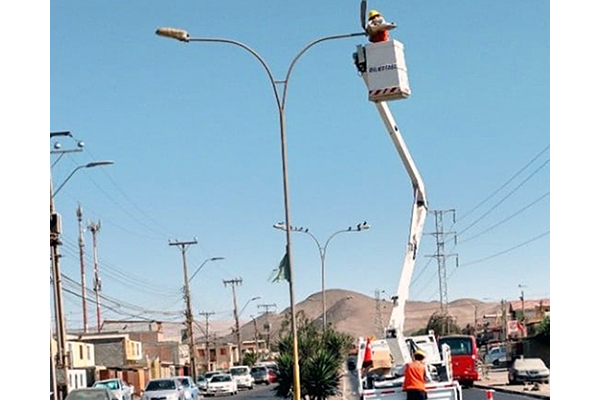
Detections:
[156, 27, 190, 42]
[273, 222, 287, 231]
[357, 221, 370, 231]
[211, 257, 225, 261]
[85, 160, 114, 169]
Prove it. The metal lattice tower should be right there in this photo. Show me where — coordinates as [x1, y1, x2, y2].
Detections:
[426, 210, 458, 315]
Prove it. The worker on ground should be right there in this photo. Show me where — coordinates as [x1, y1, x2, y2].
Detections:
[366, 10, 396, 43]
[402, 349, 429, 400]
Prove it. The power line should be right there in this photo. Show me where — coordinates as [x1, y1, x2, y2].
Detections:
[460, 191, 549, 244]
[456, 159, 549, 237]
[457, 230, 550, 269]
[459, 145, 549, 222]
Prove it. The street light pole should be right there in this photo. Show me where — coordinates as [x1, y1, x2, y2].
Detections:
[188, 257, 225, 283]
[274, 222, 370, 330]
[50, 132, 114, 399]
[155, 28, 366, 400]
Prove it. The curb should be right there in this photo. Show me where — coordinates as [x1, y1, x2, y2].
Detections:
[473, 383, 550, 399]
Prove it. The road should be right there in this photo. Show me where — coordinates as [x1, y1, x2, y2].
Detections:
[224, 384, 538, 400]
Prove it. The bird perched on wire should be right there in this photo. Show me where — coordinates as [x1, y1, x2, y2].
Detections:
[366, 9, 396, 43]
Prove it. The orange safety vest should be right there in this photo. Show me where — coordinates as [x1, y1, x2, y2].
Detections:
[368, 30, 389, 43]
[402, 361, 427, 392]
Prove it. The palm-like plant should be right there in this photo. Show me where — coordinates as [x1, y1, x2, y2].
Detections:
[275, 315, 353, 399]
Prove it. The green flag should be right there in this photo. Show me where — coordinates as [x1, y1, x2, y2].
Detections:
[271, 252, 290, 283]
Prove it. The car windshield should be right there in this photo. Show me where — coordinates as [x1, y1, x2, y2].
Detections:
[514, 358, 547, 370]
[197, 376, 206, 382]
[439, 337, 473, 356]
[211, 375, 231, 382]
[146, 380, 177, 391]
[65, 389, 110, 400]
[230, 368, 248, 376]
[251, 367, 265, 374]
[93, 381, 118, 390]
[180, 378, 190, 387]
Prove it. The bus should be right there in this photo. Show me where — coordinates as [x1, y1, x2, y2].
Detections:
[439, 335, 479, 387]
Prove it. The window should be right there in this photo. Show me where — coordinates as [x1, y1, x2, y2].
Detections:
[220, 348, 227, 356]
[87, 345, 92, 360]
[79, 344, 84, 360]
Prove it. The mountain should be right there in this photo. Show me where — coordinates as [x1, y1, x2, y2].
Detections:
[225, 289, 505, 344]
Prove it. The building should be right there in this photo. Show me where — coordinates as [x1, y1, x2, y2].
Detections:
[76, 332, 147, 395]
[101, 320, 190, 379]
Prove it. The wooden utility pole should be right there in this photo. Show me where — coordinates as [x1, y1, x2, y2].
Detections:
[170, 238, 198, 382]
[224, 278, 243, 364]
[50, 178, 69, 400]
[88, 221, 102, 332]
[258, 303, 277, 353]
[76, 205, 88, 333]
[199, 311, 215, 371]
[250, 315, 260, 357]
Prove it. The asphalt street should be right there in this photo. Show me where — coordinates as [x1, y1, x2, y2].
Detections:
[219, 384, 538, 400]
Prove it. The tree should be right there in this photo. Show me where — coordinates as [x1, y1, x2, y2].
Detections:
[412, 312, 461, 336]
[242, 351, 258, 366]
[275, 312, 353, 400]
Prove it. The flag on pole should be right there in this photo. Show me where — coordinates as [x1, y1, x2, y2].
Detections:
[271, 252, 290, 283]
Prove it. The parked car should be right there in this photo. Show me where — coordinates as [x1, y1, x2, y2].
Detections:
[66, 388, 118, 400]
[206, 373, 237, 396]
[175, 376, 200, 400]
[484, 345, 508, 367]
[92, 379, 133, 400]
[508, 357, 550, 385]
[229, 366, 254, 389]
[204, 371, 221, 382]
[266, 367, 278, 384]
[250, 365, 271, 385]
[196, 375, 208, 392]
[142, 378, 185, 400]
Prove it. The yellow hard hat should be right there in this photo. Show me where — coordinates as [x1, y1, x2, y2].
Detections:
[369, 10, 381, 19]
[413, 349, 426, 359]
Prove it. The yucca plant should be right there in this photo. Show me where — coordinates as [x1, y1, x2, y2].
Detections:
[275, 316, 353, 399]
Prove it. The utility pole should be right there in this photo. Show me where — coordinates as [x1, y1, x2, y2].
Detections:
[224, 278, 243, 364]
[76, 205, 88, 333]
[88, 221, 102, 332]
[518, 284, 527, 322]
[50, 177, 69, 400]
[425, 210, 458, 320]
[258, 303, 277, 354]
[198, 311, 215, 371]
[170, 238, 198, 382]
[250, 315, 260, 358]
[374, 289, 385, 336]
[501, 299, 507, 341]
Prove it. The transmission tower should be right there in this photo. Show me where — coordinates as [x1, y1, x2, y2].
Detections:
[425, 209, 458, 316]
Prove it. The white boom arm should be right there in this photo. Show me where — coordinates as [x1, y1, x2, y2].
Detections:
[371, 100, 428, 367]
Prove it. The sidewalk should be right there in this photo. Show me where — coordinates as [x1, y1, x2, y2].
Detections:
[475, 368, 550, 399]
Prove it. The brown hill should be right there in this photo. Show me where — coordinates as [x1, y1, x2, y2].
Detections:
[227, 289, 504, 344]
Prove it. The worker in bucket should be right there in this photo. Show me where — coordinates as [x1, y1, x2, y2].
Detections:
[366, 9, 396, 43]
[402, 349, 429, 400]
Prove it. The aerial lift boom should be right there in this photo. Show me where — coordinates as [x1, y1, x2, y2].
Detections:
[351, 4, 461, 399]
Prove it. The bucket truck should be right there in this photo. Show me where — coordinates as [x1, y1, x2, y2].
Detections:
[350, 4, 462, 400]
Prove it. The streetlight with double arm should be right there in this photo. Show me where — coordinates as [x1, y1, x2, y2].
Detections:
[273, 222, 370, 330]
[155, 26, 366, 400]
[50, 132, 114, 399]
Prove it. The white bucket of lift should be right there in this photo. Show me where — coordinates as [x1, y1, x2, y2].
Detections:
[363, 39, 411, 102]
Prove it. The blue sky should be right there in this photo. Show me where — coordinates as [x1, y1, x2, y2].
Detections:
[44, 1, 552, 331]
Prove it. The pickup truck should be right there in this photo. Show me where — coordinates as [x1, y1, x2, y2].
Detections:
[92, 379, 133, 400]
